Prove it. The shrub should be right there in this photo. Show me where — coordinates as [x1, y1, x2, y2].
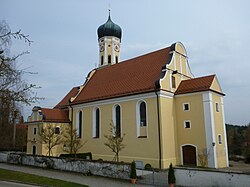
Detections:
[144, 163, 152, 170]
[130, 161, 137, 179]
[168, 163, 176, 184]
[59, 152, 92, 160]
[245, 153, 250, 164]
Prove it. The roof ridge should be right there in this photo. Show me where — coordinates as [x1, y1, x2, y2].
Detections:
[175, 74, 217, 95]
[58, 45, 172, 105]
[42, 108, 63, 111]
[120, 46, 171, 64]
[95, 46, 171, 71]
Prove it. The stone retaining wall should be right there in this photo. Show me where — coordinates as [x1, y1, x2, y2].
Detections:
[0, 152, 7, 163]
[175, 167, 250, 187]
[137, 166, 250, 187]
[2, 152, 130, 180]
[1, 152, 250, 186]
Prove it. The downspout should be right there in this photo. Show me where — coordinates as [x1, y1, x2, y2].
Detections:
[155, 90, 162, 169]
[69, 105, 73, 154]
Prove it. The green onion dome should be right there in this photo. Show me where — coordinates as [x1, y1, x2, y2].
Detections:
[97, 12, 122, 40]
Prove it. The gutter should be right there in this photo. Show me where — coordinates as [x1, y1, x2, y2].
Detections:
[155, 90, 162, 169]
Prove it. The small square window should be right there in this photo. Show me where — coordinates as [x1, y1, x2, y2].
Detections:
[55, 127, 60, 134]
[216, 103, 219, 112]
[33, 127, 37, 135]
[183, 103, 190, 111]
[184, 121, 191, 129]
[218, 134, 222, 144]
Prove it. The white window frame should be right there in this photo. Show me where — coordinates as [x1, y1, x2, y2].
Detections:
[76, 110, 82, 138]
[136, 100, 148, 138]
[92, 107, 100, 138]
[55, 126, 60, 135]
[183, 103, 190, 111]
[184, 120, 191, 129]
[112, 104, 122, 137]
[218, 134, 222, 145]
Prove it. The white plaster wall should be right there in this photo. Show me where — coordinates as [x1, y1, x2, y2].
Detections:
[175, 168, 250, 187]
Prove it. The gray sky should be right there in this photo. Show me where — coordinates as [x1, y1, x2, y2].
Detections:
[1, 0, 250, 125]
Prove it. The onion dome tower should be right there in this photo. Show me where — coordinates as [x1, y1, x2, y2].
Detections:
[97, 10, 122, 67]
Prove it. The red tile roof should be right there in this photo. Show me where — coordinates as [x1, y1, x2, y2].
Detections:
[16, 124, 28, 129]
[175, 75, 221, 95]
[72, 47, 171, 104]
[41, 108, 70, 123]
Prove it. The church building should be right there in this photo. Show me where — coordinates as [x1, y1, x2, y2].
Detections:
[27, 12, 228, 169]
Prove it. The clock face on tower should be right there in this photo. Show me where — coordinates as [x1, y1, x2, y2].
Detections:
[114, 44, 120, 52]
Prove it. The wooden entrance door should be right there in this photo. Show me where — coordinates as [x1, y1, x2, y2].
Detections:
[32, 145, 36, 155]
[182, 145, 197, 166]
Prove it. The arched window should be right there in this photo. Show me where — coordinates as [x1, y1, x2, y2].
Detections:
[101, 56, 104, 65]
[113, 105, 121, 137]
[139, 102, 147, 126]
[116, 56, 118, 64]
[136, 100, 148, 138]
[93, 108, 100, 138]
[108, 55, 111, 64]
[32, 145, 36, 155]
[76, 111, 82, 138]
[172, 75, 176, 88]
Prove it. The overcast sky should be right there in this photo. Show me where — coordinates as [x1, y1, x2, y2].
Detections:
[1, 0, 250, 125]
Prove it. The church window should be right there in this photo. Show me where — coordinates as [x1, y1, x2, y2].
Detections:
[108, 55, 111, 64]
[184, 120, 191, 129]
[55, 126, 60, 134]
[101, 56, 104, 65]
[183, 103, 190, 111]
[76, 111, 82, 138]
[33, 127, 37, 135]
[140, 102, 147, 126]
[136, 100, 148, 138]
[113, 105, 121, 137]
[32, 145, 36, 155]
[172, 75, 176, 88]
[93, 108, 100, 138]
[215, 102, 219, 112]
[218, 134, 222, 144]
[116, 56, 118, 64]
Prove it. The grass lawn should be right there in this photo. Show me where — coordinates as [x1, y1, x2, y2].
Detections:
[0, 168, 88, 187]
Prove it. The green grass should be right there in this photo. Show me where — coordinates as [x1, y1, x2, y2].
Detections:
[0, 168, 88, 187]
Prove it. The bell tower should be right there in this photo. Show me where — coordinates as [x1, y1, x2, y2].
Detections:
[97, 10, 122, 67]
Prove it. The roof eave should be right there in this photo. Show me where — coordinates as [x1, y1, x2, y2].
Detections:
[175, 89, 225, 96]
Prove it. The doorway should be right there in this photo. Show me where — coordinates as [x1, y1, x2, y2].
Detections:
[182, 145, 197, 166]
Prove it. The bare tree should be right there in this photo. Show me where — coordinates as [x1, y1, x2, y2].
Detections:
[38, 124, 63, 157]
[0, 20, 40, 150]
[104, 122, 125, 162]
[244, 123, 250, 163]
[63, 124, 86, 157]
[198, 148, 208, 167]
